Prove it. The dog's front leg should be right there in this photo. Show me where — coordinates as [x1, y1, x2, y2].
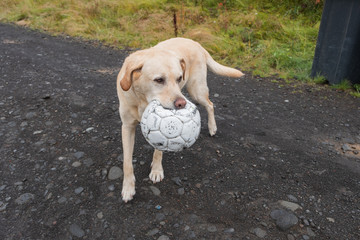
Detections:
[121, 123, 136, 202]
[149, 149, 164, 183]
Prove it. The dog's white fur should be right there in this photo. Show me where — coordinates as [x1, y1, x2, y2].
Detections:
[116, 38, 244, 202]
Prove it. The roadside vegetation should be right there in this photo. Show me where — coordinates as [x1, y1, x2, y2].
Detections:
[1, 0, 358, 95]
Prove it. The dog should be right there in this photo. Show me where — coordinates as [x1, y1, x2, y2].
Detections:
[116, 38, 244, 202]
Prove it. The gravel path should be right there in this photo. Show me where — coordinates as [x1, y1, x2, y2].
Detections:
[1, 23, 360, 239]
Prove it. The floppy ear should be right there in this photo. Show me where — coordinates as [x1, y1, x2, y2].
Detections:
[119, 53, 144, 91]
[180, 59, 186, 81]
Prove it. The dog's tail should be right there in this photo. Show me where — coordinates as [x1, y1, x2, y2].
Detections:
[204, 48, 245, 78]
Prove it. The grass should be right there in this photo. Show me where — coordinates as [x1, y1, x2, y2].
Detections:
[352, 84, 360, 98]
[0, 0, 336, 84]
[311, 74, 327, 84]
[331, 80, 353, 91]
[328, 80, 360, 97]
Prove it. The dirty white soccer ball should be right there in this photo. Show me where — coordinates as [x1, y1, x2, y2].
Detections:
[141, 99, 201, 152]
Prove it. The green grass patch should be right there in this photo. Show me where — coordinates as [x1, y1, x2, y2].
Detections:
[1, 0, 325, 81]
[311, 74, 327, 84]
[351, 84, 360, 98]
[330, 80, 360, 98]
[331, 80, 353, 91]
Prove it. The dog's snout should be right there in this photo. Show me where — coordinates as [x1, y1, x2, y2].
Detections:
[174, 97, 186, 109]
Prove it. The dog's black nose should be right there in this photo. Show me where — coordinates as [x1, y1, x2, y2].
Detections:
[174, 97, 186, 109]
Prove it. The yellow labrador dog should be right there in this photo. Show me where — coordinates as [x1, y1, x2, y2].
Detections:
[117, 38, 244, 202]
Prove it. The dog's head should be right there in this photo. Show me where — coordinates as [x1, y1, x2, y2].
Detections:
[119, 49, 187, 109]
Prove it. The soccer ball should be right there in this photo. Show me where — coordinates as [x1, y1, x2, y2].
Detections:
[140, 99, 201, 152]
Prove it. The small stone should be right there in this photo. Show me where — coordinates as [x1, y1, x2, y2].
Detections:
[270, 209, 298, 231]
[97, 212, 104, 219]
[157, 235, 170, 240]
[307, 227, 316, 237]
[214, 93, 219, 97]
[279, 200, 302, 212]
[108, 166, 123, 180]
[46, 193, 52, 200]
[287, 194, 298, 202]
[178, 187, 185, 195]
[83, 158, 94, 167]
[171, 177, 182, 186]
[85, 127, 94, 133]
[202, 179, 210, 184]
[101, 168, 108, 177]
[39, 148, 47, 153]
[74, 187, 84, 194]
[287, 234, 295, 240]
[58, 196, 67, 204]
[302, 235, 310, 240]
[341, 144, 352, 152]
[326, 217, 335, 223]
[74, 151, 85, 159]
[69, 223, 85, 238]
[253, 228, 267, 238]
[260, 222, 268, 227]
[149, 186, 161, 196]
[108, 185, 115, 191]
[14, 181, 24, 186]
[15, 193, 34, 205]
[35, 141, 44, 147]
[207, 225, 217, 232]
[25, 112, 37, 119]
[156, 213, 165, 221]
[146, 228, 159, 236]
[0, 201, 8, 211]
[224, 228, 235, 233]
[303, 219, 310, 226]
[72, 161, 81, 167]
[188, 231, 196, 238]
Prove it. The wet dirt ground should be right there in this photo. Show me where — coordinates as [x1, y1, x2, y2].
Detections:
[1, 23, 360, 239]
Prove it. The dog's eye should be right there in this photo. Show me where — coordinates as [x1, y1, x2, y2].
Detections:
[177, 76, 182, 83]
[154, 78, 165, 84]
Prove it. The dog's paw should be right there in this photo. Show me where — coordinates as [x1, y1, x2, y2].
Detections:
[122, 177, 136, 203]
[122, 186, 135, 203]
[149, 170, 164, 183]
[208, 121, 217, 136]
[209, 126, 217, 136]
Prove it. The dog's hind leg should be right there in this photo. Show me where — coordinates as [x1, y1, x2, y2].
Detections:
[186, 69, 217, 136]
[196, 95, 217, 136]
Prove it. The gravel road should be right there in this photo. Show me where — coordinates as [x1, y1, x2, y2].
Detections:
[1, 23, 360, 239]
